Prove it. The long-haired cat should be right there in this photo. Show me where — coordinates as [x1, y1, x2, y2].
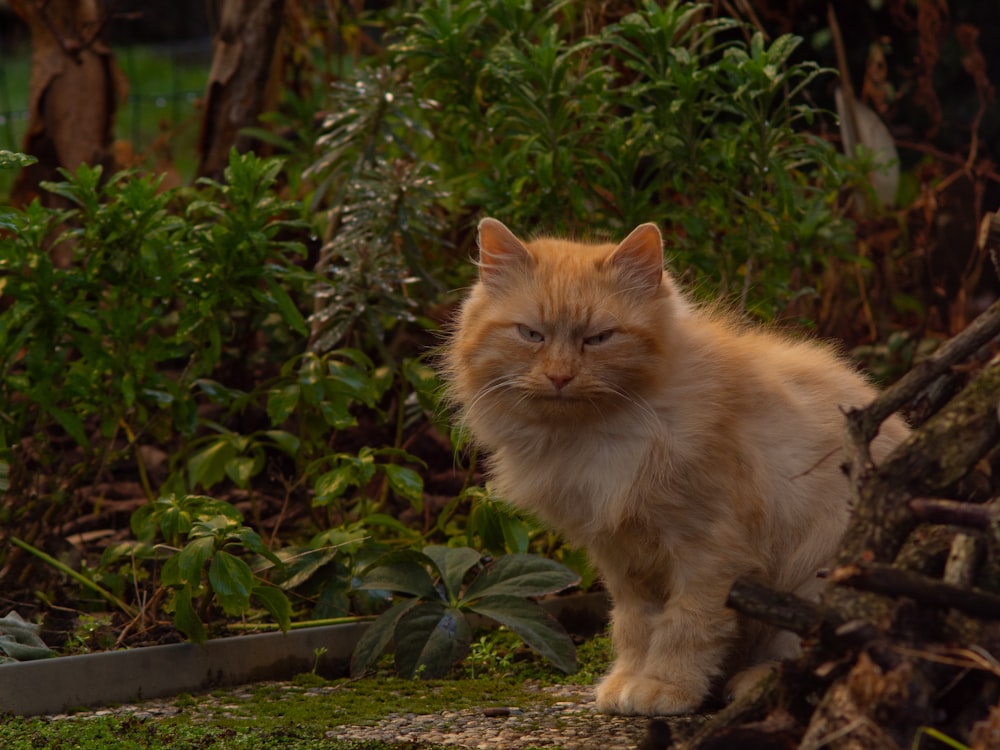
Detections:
[442, 218, 908, 716]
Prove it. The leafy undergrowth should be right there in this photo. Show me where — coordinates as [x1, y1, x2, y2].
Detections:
[0, 632, 615, 750]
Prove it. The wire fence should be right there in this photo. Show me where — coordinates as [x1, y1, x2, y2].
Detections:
[0, 34, 212, 158]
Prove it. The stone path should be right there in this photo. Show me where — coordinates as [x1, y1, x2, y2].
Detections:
[47, 681, 706, 749]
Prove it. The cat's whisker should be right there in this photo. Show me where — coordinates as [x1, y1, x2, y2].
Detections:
[465, 377, 515, 414]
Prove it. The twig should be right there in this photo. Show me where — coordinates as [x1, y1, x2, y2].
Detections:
[845, 299, 1000, 451]
[725, 578, 832, 637]
[830, 562, 1000, 620]
[909, 497, 999, 529]
[841, 353, 1000, 563]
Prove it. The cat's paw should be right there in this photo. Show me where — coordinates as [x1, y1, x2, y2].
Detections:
[595, 673, 703, 716]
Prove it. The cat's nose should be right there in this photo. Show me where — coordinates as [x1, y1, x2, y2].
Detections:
[547, 373, 574, 390]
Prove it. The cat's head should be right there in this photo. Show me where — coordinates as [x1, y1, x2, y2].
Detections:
[443, 218, 683, 439]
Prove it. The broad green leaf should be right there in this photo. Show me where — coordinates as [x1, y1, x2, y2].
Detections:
[237, 527, 282, 566]
[466, 595, 577, 674]
[252, 585, 292, 631]
[174, 535, 215, 586]
[173, 585, 207, 643]
[188, 438, 237, 489]
[313, 465, 355, 506]
[356, 550, 440, 600]
[500, 515, 531, 554]
[273, 546, 339, 590]
[350, 596, 422, 677]
[209, 549, 254, 615]
[326, 360, 376, 405]
[263, 429, 300, 456]
[463, 553, 579, 601]
[422, 546, 481, 605]
[394, 602, 471, 679]
[384, 464, 424, 510]
[266, 384, 301, 425]
[226, 455, 258, 488]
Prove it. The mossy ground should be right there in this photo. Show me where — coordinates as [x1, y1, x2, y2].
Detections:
[0, 633, 614, 750]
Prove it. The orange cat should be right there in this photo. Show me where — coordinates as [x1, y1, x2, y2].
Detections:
[443, 218, 908, 716]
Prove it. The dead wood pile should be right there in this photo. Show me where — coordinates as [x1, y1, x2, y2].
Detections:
[683, 213, 1000, 750]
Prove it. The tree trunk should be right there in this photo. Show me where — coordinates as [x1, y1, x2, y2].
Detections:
[9, 0, 127, 208]
[196, 0, 286, 180]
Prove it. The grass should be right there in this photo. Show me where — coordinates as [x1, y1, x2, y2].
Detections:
[0, 632, 615, 750]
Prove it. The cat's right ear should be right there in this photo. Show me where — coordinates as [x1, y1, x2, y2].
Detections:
[477, 218, 533, 287]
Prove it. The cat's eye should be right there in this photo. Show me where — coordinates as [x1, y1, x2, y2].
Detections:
[583, 329, 615, 346]
[517, 324, 545, 343]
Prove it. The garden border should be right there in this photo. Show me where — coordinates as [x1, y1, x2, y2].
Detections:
[0, 592, 610, 716]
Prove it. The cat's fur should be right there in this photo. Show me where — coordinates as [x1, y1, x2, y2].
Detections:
[442, 218, 908, 716]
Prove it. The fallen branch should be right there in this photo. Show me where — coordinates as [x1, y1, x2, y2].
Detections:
[840, 353, 1000, 564]
[830, 562, 1000, 620]
[725, 578, 829, 638]
[909, 497, 1000, 529]
[843, 299, 1000, 452]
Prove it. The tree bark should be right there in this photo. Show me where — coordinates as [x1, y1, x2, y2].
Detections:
[196, 0, 286, 180]
[9, 0, 128, 208]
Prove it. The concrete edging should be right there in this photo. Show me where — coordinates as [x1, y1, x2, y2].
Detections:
[0, 591, 610, 716]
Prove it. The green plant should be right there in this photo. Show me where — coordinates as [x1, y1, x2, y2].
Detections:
[384, 0, 855, 317]
[0, 150, 310, 496]
[464, 630, 517, 679]
[350, 545, 579, 679]
[304, 65, 449, 356]
[131, 494, 291, 642]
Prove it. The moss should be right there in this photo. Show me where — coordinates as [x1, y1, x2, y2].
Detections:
[0, 632, 615, 749]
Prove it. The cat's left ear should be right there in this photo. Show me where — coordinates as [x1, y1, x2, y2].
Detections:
[477, 217, 534, 287]
[608, 223, 664, 295]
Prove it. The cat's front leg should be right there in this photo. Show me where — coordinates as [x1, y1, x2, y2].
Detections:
[596, 593, 738, 716]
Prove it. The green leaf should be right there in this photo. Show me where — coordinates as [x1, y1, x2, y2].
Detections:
[264, 277, 308, 335]
[466, 595, 577, 673]
[263, 429, 300, 456]
[394, 602, 471, 679]
[173, 585, 207, 643]
[0, 150, 38, 169]
[226, 455, 259, 488]
[48, 406, 87, 447]
[252, 585, 292, 631]
[173, 535, 215, 586]
[236, 527, 282, 566]
[384, 464, 424, 510]
[313, 465, 356, 506]
[356, 550, 440, 600]
[422, 546, 481, 605]
[209, 550, 255, 615]
[266, 383, 301, 426]
[188, 438, 237, 489]
[350, 597, 422, 677]
[273, 546, 339, 590]
[463, 554, 580, 601]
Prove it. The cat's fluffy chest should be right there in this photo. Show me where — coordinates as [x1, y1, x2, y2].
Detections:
[488, 415, 668, 542]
